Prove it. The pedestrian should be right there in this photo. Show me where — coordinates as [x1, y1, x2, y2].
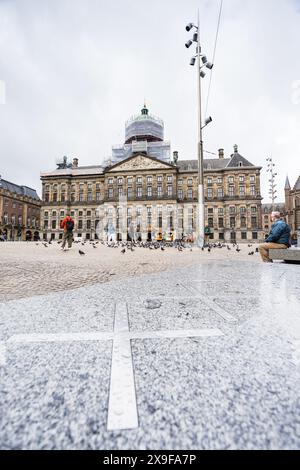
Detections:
[60, 213, 75, 250]
[258, 212, 291, 263]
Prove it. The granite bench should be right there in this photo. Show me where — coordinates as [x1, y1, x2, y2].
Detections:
[269, 248, 300, 264]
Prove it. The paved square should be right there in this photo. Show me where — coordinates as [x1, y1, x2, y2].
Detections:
[1, 257, 300, 449]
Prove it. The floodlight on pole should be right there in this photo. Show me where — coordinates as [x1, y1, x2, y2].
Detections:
[185, 11, 214, 248]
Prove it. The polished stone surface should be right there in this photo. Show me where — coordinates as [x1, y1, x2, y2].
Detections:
[0, 260, 300, 449]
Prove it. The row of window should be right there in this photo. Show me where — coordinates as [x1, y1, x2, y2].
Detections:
[43, 175, 257, 195]
[2, 199, 39, 213]
[44, 186, 258, 202]
[1, 214, 38, 226]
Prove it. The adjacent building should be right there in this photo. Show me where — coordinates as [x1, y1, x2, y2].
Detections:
[40, 106, 263, 243]
[285, 176, 300, 234]
[0, 176, 41, 241]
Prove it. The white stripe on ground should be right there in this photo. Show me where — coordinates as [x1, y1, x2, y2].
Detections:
[182, 284, 238, 324]
[107, 302, 139, 431]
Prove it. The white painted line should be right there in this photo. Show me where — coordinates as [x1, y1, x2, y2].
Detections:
[107, 302, 138, 431]
[182, 284, 238, 324]
[0, 342, 6, 366]
[8, 331, 113, 344]
[130, 328, 224, 340]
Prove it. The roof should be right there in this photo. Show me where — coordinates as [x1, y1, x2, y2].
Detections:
[285, 176, 291, 190]
[41, 166, 104, 178]
[293, 176, 300, 191]
[0, 179, 40, 200]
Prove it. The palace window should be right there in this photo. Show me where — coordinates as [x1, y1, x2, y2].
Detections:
[250, 186, 256, 196]
[79, 211, 83, 217]
[86, 220, 91, 229]
[127, 187, 132, 198]
[207, 178, 213, 186]
[157, 186, 162, 197]
[230, 217, 236, 228]
[239, 186, 245, 196]
[147, 176, 152, 184]
[178, 179, 183, 186]
[208, 208, 214, 214]
[188, 189, 193, 199]
[217, 188, 224, 198]
[118, 187, 123, 197]
[241, 216, 246, 228]
[118, 178, 123, 185]
[240, 207, 246, 214]
[108, 178, 113, 184]
[137, 187, 142, 198]
[88, 191, 93, 201]
[229, 206, 236, 215]
[208, 218, 214, 228]
[78, 220, 83, 229]
[241, 232, 247, 240]
[228, 186, 234, 197]
[218, 208, 224, 215]
[137, 177, 142, 184]
[167, 175, 173, 183]
[251, 217, 257, 228]
[108, 188, 113, 198]
[167, 185, 173, 197]
[96, 191, 101, 201]
[157, 175, 163, 183]
[147, 186, 152, 197]
[219, 218, 224, 228]
[51, 220, 56, 229]
[187, 178, 193, 186]
[228, 176, 234, 184]
[178, 189, 183, 199]
[207, 188, 213, 199]
[250, 176, 256, 184]
[251, 206, 257, 213]
[217, 177, 223, 185]
[239, 176, 245, 183]
[127, 177, 133, 184]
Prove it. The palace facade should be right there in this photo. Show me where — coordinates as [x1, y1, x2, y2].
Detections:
[0, 176, 41, 241]
[40, 106, 263, 243]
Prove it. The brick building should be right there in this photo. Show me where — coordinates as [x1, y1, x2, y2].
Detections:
[285, 176, 300, 234]
[0, 176, 41, 241]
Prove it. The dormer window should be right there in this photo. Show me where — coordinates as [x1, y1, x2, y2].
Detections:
[239, 162, 243, 167]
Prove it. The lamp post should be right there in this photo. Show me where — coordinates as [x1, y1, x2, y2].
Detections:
[185, 13, 213, 248]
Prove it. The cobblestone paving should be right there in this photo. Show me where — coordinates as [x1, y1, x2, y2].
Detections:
[0, 242, 260, 302]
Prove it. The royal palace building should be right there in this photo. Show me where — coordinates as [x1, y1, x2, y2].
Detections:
[0, 175, 41, 241]
[40, 106, 263, 243]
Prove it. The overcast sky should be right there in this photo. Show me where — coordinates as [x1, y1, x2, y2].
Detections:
[0, 0, 299, 200]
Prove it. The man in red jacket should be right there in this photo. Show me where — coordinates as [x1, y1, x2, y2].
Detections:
[60, 214, 75, 250]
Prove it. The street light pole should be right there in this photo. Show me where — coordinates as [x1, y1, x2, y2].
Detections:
[197, 10, 205, 248]
[185, 15, 213, 249]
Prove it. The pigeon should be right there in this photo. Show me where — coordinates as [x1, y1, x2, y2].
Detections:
[236, 247, 241, 253]
[121, 248, 126, 254]
[256, 248, 259, 253]
[161, 246, 165, 251]
[227, 245, 231, 251]
[93, 245, 97, 248]
[208, 248, 211, 253]
[79, 250, 85, 255]
[43, 243, 48, 247]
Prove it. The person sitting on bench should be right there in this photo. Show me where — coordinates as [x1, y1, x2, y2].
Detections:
[259, 212, 291, 263]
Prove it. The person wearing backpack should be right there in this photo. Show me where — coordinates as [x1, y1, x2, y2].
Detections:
[60, 214, 75, 250]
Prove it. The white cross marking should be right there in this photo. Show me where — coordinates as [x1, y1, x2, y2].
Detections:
[3, 302, 224, 430]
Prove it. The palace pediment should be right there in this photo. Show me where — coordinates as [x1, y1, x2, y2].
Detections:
[107, 154, 174, 172]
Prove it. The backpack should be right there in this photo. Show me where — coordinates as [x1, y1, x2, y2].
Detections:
[66, 219, 74, 231]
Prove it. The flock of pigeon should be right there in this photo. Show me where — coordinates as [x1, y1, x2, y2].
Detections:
[36, 239, 258, 256]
